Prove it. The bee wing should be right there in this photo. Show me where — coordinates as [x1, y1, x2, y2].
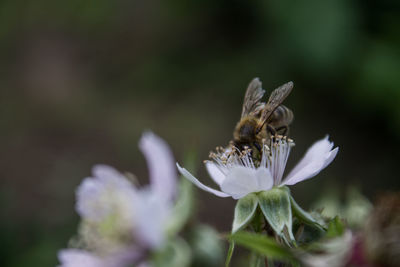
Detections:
[241, 78, 266, 118]
[256, 81, 293, 132]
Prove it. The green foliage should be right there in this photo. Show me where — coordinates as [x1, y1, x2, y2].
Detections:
[232, 193, 259, 233]
[342, 188, 372, 228]
[166, 178, 194, 236]
[187, 224, 224, 267]
[293, 221, 326, 246]
[290, 194, 325, 231]
[230, 231, 297, 264]
[313, 187, 372, 229]
[325, 216, 345, 239]
[249, 252, 266, 267]
[225, 241, 235, 267]
[152, 238, 191, 267]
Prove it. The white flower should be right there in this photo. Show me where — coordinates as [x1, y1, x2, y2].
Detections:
[57, 248, 143, 267]
[177, 136, 338, 200]
[58, 132, 177, 267]
[57, 249, 106, 267]
[301, 230, 354, 267]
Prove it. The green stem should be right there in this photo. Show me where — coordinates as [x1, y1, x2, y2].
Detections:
[225, 241, 235, 267]
[249, 208, 268, 267]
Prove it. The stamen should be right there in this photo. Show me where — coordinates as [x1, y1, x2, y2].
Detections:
[205, 136, 296, 183]
[265, 137, 295, 185]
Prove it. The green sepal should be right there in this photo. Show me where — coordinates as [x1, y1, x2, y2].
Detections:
[290, 194, 326, 231]
[232, 193, 259, 233]
[258, 187, 295, 245]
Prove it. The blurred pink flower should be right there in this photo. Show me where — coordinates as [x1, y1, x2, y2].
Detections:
[58, 132, 177, 267]
[58, 249, 106, 267]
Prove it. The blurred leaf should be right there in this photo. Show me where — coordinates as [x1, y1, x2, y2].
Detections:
[152, 237, 191, 267]
[249, 252, 265, 267]
[343, 187, 372, 228]
[312, 188, 342, 219]
[292, 221, 326, 246]
[230, 231, 297, 263]
[188, 224, 224, 267]
[258, 188, 294, 244]
[232, 193, 258, 233]
[313, 187, 372, 230]
[166, 152, 196, 236]
[325, 216, 345, 238]
[166, 178, 194, 236]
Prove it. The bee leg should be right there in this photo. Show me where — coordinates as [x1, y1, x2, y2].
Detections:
[275, 126, 289, 136]
[266, 125, 277, 136]
[253, 141, 262, 152]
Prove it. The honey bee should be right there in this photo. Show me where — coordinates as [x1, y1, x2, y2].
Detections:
[233, 78, 294, 152]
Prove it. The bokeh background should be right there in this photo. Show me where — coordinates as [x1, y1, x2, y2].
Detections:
[1, 0, 399, 266]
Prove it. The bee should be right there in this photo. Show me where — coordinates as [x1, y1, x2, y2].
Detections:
[233, 78, 294, 152]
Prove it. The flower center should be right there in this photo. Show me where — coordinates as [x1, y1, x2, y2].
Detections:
[206, 135, 295, 185]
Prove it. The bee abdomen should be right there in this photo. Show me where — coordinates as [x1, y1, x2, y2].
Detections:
[269, 105, 293, 126]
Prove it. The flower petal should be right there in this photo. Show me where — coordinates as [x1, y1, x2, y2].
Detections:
[139, 132, 177, 201]
[58, 248, 143, 267]
[76, 165, 137, 223]
[176, 163, 230, 198]
[221, 166, 273, 199]
[255, 167, 275, 192]
[285, 136, 332, 176]
[58, 249, 105, 267]
[93, 164, 134, 188]
[205, 161, 225, 185]
[282, 136, 338, 186]
[321, 147, 339, 170]
[135, 189, 170, 248]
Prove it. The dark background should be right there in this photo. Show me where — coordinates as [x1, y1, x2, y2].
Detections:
[1, 0, 399, 266]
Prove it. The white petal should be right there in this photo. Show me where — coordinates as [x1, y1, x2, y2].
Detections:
[75, 178, 107, 220]
[58, 249, 105, 267]
[254, 167, 274, 191]
[321, 147, 339, 169]
[221, 166, 273, 199]
[139, 132, 177, 201]
[135, 189, 170, 248]
[176, 163, 230, 198]
[76, 166, 137, 223]
[93, 165, 133, 188]
[282, 137, 338, 186]
[284, 136, 332, 176]
[58, 248, 142, 267]
[205, 162, 226, 185]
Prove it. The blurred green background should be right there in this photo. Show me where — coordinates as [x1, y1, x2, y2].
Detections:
[0, 0, 399, 266]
